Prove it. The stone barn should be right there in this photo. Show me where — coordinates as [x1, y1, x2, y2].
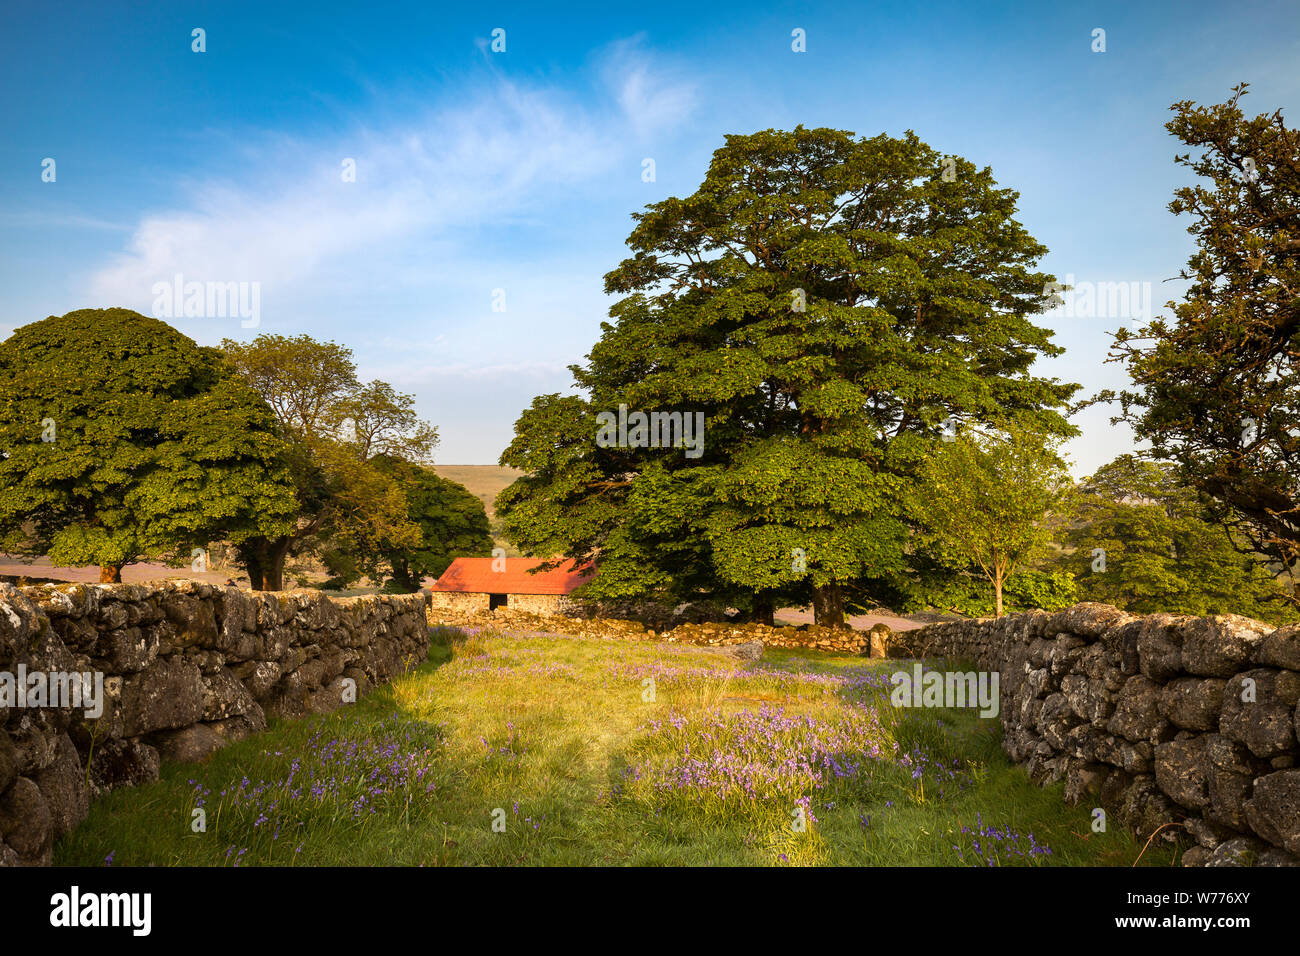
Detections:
[428, 557, 593, 615]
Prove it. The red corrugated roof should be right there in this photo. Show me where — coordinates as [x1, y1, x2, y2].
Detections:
[431, 557, 594, 595]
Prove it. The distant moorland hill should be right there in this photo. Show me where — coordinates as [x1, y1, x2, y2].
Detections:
[431, 465, 522, 521]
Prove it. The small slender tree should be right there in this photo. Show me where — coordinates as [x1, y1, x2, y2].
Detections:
[914, 427, 1069, 617]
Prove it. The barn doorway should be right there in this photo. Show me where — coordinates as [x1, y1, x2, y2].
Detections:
[489, 593, 508, 610]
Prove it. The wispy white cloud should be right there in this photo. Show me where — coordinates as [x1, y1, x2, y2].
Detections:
[601, 36, 698, 139]
[80, 44, 697, 462]
[90, 93, 601, 304]
[88, 47, 697, 311]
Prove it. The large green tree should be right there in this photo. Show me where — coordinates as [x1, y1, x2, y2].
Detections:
[0, 308, 298, 581]
[220, 334, 432, 589]
[500, 126, 1077, 626]
[1061, 454, 1295, 621]
[1112, 85, 1300, 601]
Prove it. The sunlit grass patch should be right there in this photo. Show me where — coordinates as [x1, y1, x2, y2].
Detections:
[55, 625, 1180, 867]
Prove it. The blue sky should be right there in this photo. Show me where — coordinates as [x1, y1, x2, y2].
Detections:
[2, 0, 1298, 470]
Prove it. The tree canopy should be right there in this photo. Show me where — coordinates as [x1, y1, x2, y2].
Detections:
[368, 455, 493, 592]
[0, 308, 298, 581]
[500, 126, 1078, 625]
[1060, 454, 1296, 622]
[220, 333, 436, 590]
[1112, 84, 1300, 603]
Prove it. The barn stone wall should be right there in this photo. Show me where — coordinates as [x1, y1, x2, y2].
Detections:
[428, 591, 490, 613]
[506, 593, 565, 615]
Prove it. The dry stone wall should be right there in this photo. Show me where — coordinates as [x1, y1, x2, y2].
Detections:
[0, 580, 430, 865]
[426, 603, 892, 655]
[914, 603, 1300, 867]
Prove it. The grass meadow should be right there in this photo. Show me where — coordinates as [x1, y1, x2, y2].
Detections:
[55, 627, 1179, 867]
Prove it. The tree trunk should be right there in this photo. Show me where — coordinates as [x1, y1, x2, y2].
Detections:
[994, 577, 1004, 617]
[238, 537, 292, 591]
[391, 558, 417, 593]
[812, 583, 846, 629]
[242, 546, 266, 591]
[752, 592, 775, 627]
[99, 564, 122, 584]
[263, 539, 291, 591]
